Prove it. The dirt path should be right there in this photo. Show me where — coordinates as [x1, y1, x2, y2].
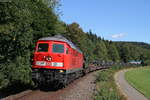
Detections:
[115, 69, 149, 100]
[2, 71, 97, 100]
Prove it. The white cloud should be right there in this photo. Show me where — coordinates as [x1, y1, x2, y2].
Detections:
[111, 33, 125, 39]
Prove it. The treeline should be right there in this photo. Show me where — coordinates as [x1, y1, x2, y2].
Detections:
[0, 0, 150, 88]
[64, 25, 150, 65]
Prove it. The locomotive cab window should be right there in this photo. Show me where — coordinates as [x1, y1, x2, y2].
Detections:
[37, 43, 49, 52]
[52, 44, 64, 53]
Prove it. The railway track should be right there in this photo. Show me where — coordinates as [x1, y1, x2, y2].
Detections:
[1, 65, 109, 100]
[3, 89, 57, 100]
[1, 69, 103, 100]
[2, 90, 32, 100]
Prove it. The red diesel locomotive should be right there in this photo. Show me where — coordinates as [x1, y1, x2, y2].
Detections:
[32, 35, 84, 87]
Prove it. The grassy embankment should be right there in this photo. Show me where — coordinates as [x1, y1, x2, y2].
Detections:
[94, 65, 127, 100]
[125, 67, 150, 99]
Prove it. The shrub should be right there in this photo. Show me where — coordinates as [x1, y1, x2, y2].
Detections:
[96, 70, 113, 82]
[143, 60, 150, 66]
[94, 66, 126, 100]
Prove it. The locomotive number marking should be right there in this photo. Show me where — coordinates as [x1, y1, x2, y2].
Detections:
[36, 61, 46, 66]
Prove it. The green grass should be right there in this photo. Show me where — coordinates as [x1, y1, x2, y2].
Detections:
[94, 65, 126, 100]
[125, 67, 150, 99]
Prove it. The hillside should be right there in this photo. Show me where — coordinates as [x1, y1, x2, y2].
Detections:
[128, 42, 150, 50]
[114, 41, 150, 50]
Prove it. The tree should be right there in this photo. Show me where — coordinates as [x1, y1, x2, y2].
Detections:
[41, 0, 61, 14]
[93, 41, 108, 61]
[108, 43, 120, 62]
[0, 0, 59, 88]
[120, 44, 132, 63]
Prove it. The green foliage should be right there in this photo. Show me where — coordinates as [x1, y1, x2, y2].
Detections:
[93, 41, 108, 61]
[94, 68, 124, 100]
[115, 42, 150, 64]
[0, 0, 58, 88]
[41, 0, 60, 10]
[96, 70, 113, 82]
[108, 43, 120, 62]
[111, 64, 125, 70]
[120, 44, 132, 62]
[0, 66, 9, 88]
[94, 85, 122, 100]
[143, 60, 150, 66]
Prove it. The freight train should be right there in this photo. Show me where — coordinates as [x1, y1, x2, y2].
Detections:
[32, 35, 110, 88]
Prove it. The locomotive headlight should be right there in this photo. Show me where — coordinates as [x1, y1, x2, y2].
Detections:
[59, 70, 64, 73]
[51, 62, 63, 67]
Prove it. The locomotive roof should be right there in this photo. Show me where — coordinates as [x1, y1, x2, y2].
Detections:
[39, 35, 83, 53]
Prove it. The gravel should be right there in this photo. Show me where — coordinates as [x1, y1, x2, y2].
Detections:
[2, 71, 98, 100]
[53, 72, 97, 100]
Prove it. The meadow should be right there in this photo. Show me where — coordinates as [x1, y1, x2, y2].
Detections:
[125, 67, 150, 99]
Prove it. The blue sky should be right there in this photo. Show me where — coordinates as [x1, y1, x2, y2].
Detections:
[60, 0, 150, 44]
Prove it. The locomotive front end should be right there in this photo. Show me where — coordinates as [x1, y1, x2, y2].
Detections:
[32, 40, 67, 86]
[31, 35, 84, 88]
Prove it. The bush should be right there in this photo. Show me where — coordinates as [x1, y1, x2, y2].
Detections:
[111, 64, 125, 70]
[0, 0, 58, 88]
[143, 60, 150, 66]
[94, 86, 123, 100]
[94, 67, 126, 100]
[96, 70, 113, 82]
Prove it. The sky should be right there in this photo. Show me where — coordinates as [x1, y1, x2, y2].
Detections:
[60, 0, 150, 44]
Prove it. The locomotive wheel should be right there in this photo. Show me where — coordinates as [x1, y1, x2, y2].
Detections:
[52, 80, 61, 89]
[63, 78, 69, 88]
[82, 69, 86, 76]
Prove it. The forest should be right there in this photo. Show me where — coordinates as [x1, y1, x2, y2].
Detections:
[0, 0, 150, 88]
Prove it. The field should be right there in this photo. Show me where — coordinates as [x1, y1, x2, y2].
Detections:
[125, 67, 150, 99]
